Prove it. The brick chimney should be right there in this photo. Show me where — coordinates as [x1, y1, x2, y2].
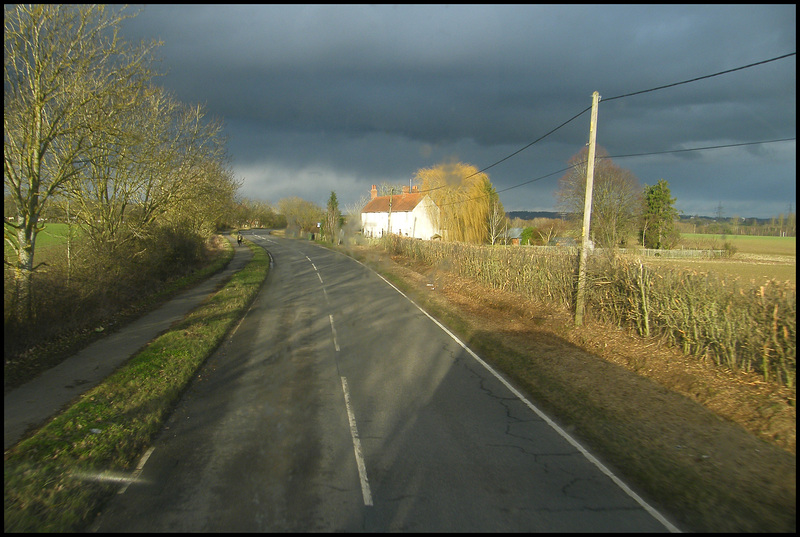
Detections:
[411, 185, 419, 193]
[370, 184, 377, 199]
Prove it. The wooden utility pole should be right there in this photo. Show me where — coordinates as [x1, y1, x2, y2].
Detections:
[387, 187, 394, 236]
[575, 91, 600, 326]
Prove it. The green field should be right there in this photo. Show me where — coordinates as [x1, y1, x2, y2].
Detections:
[4, 222, 84, 266]
[32, 222, 75, 246]
[679, 233, 796, 256]
[648, 233, 796, 285]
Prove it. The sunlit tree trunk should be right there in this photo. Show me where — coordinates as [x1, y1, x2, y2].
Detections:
[4, 4, 158, 320]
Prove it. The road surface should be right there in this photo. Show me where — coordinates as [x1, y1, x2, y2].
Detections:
[89, 231, 679, 532]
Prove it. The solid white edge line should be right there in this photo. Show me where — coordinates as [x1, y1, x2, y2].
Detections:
[340, 376, 373, 506]
[372, 271, 681, 533]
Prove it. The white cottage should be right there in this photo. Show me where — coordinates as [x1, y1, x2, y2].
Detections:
[361, 185, 440, 239]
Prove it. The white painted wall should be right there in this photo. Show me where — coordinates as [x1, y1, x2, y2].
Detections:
[361, 196, 440, 239]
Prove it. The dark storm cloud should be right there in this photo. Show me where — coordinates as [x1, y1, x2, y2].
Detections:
[119, 4, 795, 218]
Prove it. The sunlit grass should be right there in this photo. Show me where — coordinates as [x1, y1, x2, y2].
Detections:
[641, 257, 796, 285]
[679, 233, 796, 256]
[4, 236, 268, 532]
[649, 233, 796, 285]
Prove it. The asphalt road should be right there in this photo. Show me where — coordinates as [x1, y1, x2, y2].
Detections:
[89, 231, 679, 532]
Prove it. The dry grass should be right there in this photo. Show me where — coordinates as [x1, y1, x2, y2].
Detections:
[342, 241, 796, 533]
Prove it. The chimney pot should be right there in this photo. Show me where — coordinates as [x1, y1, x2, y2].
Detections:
[370, 184, 377, 199]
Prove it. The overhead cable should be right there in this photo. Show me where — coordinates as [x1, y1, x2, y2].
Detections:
[603, 52, 796, 102]
[464, 106, 591, 179]
[602, 137, 796, 160]
[464, 52, 796, 183]
[416, 53, 795, 200]
[436, 137, 795, 208]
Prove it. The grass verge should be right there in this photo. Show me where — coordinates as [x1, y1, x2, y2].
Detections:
[4, 237, 269, 532]
[4, 234, 237, 393]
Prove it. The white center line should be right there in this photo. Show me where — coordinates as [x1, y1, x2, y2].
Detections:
[328, 314, 340, 352]
[340, 376, 373, 506]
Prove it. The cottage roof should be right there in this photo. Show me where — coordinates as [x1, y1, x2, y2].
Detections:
[501, 227, 524, 239]
[362, 192, 426, 213]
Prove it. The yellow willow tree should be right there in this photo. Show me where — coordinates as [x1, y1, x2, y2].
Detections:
[414, 161, 503, 244]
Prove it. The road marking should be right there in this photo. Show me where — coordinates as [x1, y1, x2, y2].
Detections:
[329, 314, 340, 352]
[372, 271, 681, 533]
[340, 376, 373, 506]
[317, 272, 324, 284]
[118, 446, 155, 494]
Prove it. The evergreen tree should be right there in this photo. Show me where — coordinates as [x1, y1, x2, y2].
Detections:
[325, 191, 341, 242]
[640, 179, 680, 249]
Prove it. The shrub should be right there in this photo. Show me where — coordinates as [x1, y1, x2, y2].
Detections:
[382, 236, 796, 387]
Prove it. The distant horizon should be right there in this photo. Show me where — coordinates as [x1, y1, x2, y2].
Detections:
[505, 210, 796, 224]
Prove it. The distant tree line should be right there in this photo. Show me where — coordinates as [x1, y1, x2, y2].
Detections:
[676, 213, 796, 237]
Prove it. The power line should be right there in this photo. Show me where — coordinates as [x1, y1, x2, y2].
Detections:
[602, 137, 796, 160]
[458, 52, 796, 184]
[417, 105, 591, 194]
[437, 165, 579, 208]
[465, 105, 591, 179]
[603, 52, 795, 102]
[436, 137, 794, 209]
[417, 53, 795, 203]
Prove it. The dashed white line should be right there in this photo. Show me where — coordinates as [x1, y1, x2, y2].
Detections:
[328, 314, 340, 352]
[340, 376, 373, 506]
[118, 446, 155, 494]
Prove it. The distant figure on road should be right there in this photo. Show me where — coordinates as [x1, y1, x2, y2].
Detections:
[237, 232, 243, 246]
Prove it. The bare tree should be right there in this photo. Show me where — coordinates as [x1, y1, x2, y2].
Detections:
[533, 217, 568, 245]
[237, 198, 283, 229]
[278, 197, 323, 237]
[486, 184, 507, 245]
[4, 4, 159, 318]
[341, 193, 371, 243]
[556, 146, 640, 248]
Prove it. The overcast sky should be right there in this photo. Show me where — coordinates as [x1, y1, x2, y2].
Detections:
[119, 4, 795, 219]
